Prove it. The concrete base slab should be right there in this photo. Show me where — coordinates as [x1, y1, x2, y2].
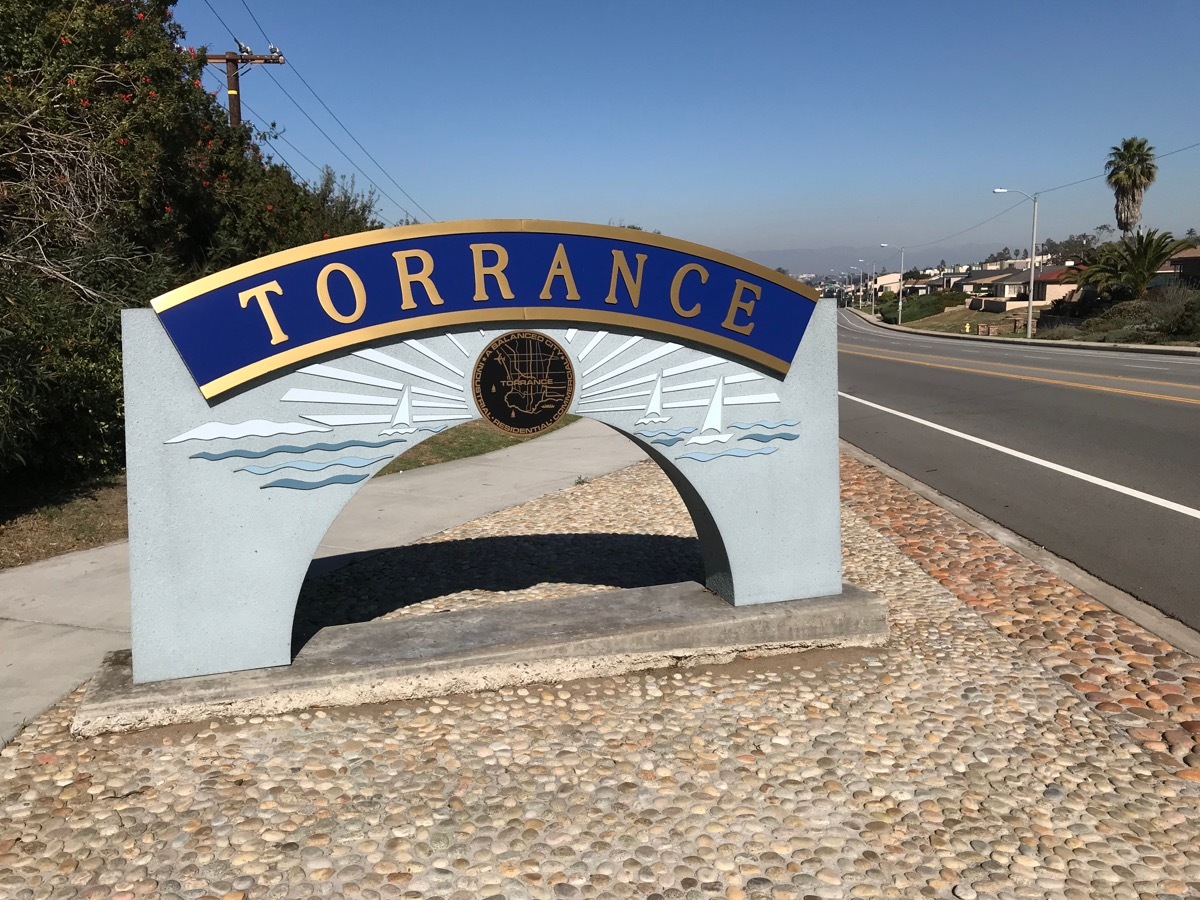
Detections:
[72, 582, 887, 737]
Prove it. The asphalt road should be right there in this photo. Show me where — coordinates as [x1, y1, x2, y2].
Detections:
[836, 306, 1200, 632]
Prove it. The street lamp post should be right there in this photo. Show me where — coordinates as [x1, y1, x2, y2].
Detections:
[849, 265, 862, 306]
[993, 188, 1039, 339]
[881, 243, 905, 324]
[870, 261, 877, 315]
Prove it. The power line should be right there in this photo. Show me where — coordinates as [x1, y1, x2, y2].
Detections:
[258, 66, 415, 223]
[200, 0, 241, 46]
[1037, 138, 1200, 196]
[906, 199, 1027, 250]
[237, 0, 435, 221]
[895, 137, 1200, 255]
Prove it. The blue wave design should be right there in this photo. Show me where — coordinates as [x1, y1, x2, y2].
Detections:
[635, 427, 696, 438]
[677, 447, 778, 463]
[729, 420, 800, 431]
[737, 432, 799, 444]
[260, 473, 370, 491]
[651, 437, 685, 447]
[190, 438, 407, 461]
[239, 455, 389, 476]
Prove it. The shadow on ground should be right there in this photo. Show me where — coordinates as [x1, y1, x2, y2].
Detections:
[292, 532, 703, 654]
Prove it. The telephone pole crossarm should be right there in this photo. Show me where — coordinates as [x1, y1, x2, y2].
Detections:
[204, 51, 285, 128]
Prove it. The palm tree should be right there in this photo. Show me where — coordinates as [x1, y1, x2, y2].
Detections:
[1104, 137, 1158, 235]
[1067, 228, 1189, 298]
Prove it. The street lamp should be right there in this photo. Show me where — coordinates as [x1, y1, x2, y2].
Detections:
[869, 260, 877, 315]
[993, 188, 1039, 339]
[849, 265, 862, 307]
[881, 243, 905, 324]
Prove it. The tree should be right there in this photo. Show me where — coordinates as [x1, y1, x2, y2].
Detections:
[0, 0, 382, 479]
[1066, 229, 1190, 299]
[1041, 233, 1102, 266]
[1105, 137, 1158, 235]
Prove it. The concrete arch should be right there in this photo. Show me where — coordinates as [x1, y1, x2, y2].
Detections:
[123, 222, 841, 683]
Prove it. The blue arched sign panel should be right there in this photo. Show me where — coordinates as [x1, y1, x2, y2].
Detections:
[153, 221, 817, 397]
[123, 221, 848, 684]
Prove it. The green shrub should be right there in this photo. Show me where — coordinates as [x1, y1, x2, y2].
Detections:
[878, 290, 967, 324]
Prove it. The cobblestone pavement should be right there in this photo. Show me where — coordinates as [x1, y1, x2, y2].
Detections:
[4, 457, 1200, 899]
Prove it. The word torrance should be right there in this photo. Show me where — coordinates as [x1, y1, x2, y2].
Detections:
[236, 241, 762, 347]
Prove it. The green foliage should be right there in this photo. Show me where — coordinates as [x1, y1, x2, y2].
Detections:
[1040, 232, 1105, 265]
[0, 0, 383, 481]
[1105, 137, 1157, 234]
[878, 291, 967, 325]
[1065, 229, 1191, 300]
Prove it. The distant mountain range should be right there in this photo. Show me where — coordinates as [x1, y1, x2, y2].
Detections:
[741, 243, 1005, 278]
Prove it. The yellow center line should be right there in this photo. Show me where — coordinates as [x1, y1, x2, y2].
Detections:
[838, 341, 1200, 392]
[838, 347, 1200, 407]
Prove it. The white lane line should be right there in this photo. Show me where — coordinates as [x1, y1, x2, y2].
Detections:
[839, 391, 1200, 523]
[1127, 365, 1168, 371]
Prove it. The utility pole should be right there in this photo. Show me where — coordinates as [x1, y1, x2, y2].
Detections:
[205, 44, 285, 128]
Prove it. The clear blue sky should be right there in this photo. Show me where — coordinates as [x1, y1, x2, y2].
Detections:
[176, 0, 1200, 269]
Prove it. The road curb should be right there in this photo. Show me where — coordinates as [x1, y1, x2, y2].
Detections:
[843, 305, 1200, 358]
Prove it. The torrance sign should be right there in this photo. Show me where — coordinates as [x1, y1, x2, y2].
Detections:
[152, 221, 816, 398]
[124, 221, 846, 683]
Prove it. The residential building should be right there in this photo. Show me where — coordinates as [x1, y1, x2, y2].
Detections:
[1169, 247, 1200, 285]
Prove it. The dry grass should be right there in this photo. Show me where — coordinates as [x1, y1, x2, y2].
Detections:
[0, 416, 580, 570]
[903, 305, 1030, 335]
[0, 475, 129, 570]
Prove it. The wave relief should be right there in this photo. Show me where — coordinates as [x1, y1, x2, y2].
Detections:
[238, 455, 390, 476]
[635, 427, 696, 438]
[190, 438, 408, 461]
[677, 447, 778, 463]
[651, 437, 685, 447]
[737, 432, 799, 444]
[728, 420, 800, 431]
[166, 420, 330, 444]
[260, 473, 371, 491]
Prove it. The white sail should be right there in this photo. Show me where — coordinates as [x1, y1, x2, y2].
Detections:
[635, 374, 669, 425]
[380, 387, 416, 435]
[685, 377, 731, 445]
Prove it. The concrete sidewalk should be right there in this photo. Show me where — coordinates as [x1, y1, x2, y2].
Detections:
[0, 417, 648, 746]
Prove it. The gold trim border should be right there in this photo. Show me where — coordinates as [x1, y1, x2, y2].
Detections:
[198, 308, 793, 399]
[152, 219, 820, 313]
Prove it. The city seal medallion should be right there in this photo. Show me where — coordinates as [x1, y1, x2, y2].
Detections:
[472, 331, 575, 436]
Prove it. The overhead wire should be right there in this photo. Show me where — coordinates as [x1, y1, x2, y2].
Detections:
[197, 0, 413, 222]
[257, 67, 415, 223]
[890, 137, 1200, 256]
[200, 0, 241, 46]
[237, 0, 435, 221]
[201, 69, 399, 226]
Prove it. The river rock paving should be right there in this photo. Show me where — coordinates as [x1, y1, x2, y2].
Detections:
[839, 453, 1200, 778]
[5, 457, 1200, 899]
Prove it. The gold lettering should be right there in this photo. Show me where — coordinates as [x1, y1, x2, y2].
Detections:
[470, 243, 515, 301]
[316, 263, 367, 324]
[539, 243, 581, 301]
[669, 263, 707, 318]
[392, 249, 445, 310]
[238, 280, 288, 345]
[722, 279, 760, 335]
[604, 250, 648, 308]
